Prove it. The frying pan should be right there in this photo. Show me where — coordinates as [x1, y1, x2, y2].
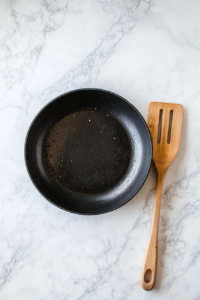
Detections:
[25, 89, 152, 214]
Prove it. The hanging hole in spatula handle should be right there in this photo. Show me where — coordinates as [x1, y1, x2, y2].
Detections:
[144, 269, 152, 282]
[141, 265, 156, 291]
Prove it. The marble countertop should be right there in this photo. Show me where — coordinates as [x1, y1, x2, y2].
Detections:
[1, 0, 200, 299]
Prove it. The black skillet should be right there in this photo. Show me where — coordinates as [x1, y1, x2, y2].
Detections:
[25, 89, 152, 214]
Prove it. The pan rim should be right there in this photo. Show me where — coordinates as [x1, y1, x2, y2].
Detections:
[24, 88, 152, 215]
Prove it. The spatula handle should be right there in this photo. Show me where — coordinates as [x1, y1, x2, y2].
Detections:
[140, 165, 167, 291]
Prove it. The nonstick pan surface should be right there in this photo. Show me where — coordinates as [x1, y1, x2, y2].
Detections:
[25, 89, 152, 214]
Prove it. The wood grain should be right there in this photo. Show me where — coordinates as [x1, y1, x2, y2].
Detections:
[140, 102, 183, 291]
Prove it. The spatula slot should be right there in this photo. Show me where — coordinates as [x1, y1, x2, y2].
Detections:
[157, 109, 163, 144]
[167, 110, 173, 144]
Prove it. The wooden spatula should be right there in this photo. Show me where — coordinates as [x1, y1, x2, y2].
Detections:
[140, 102, 183, 291]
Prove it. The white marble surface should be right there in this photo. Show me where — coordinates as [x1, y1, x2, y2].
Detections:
[0, 0, 200, 299]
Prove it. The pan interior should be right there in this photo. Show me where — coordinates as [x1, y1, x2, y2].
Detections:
[44, 109, 131, 194]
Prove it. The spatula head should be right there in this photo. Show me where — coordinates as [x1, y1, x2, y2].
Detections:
[147, 102, 183, 165]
